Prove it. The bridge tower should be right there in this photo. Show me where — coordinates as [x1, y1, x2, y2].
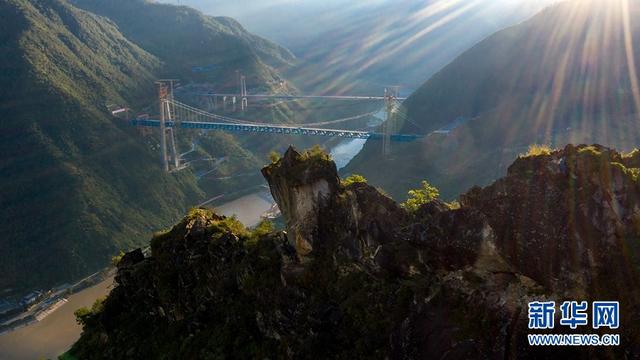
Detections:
[240, 75, 248, 111]
[157, 79, 180, 172]
[382, 87, 399, 157]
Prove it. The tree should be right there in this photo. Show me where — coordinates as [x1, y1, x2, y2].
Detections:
[268, 150, 281, 163]
[252, 220, 275, 239]
[523, 144, 552, 157]
[341, 174, 367, 187]
[74, 297, 106, 326]
[111, 250, 125, 267]
[74, 307, 91, 326]
[401, 181, 439, 212]
[301, 145, 331, 162]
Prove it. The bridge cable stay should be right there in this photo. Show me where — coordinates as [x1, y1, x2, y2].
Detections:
[390, 99, 426, 133]
[169, 99, 382, 128]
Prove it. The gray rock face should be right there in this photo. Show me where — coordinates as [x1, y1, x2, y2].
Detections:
[461, 145, 640, 305]
[262, 147, 340, 256]
[263, 146, 410, 263]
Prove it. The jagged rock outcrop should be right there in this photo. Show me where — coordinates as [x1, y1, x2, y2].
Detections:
[262, 147, 341, 256]
[262, 146, 410, 263]
[463, 144, 640, 299]
[70, 145, 640, 359]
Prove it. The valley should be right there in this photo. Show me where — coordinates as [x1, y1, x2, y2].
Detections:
[0, 136, 365, 359]
[0, 0, 381, 297]
[0, 0, 555, 298]
[3, 0, 640, 358]
[0, 195, 265, 360]
[347, 0, 640, 200]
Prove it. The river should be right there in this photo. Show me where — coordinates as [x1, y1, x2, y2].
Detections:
[216, 190, 274, 227]
[0, 193, 275, 360]
[0, 138, 363, 359]
[0, 278, 114, 360]
[330, 138, 367, 170]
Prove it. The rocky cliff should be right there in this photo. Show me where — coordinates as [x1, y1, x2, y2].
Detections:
[70, 145, 640, 359]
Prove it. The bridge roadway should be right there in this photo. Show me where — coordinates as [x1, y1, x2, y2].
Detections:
[130, 119, 422, 142]
[197, 93, 408, 101]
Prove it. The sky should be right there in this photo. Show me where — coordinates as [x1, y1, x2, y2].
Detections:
[160, 0, 559, 48]
[158, 0, 560, 92]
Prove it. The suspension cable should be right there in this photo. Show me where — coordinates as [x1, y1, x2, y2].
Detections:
[169, 99, 382, 129]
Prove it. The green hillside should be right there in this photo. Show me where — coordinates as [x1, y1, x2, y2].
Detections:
[71, 0, 294, 86]
[0, 0, 300, 293]
[70, 0, 319, 198]
[0, 0, 207, 291]
[346, 0, 640, 200]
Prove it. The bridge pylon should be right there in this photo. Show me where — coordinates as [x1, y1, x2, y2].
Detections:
[240, 75, 248, 111]
[156, 79, 180, 172]
[382, 86, 399, 157]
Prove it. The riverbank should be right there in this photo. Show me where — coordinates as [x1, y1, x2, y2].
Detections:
[216, 189, 275, 227]
[0, 276, 114, 360]
[0, 191, 277, 360]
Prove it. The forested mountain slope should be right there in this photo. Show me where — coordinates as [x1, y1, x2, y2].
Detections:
[0, 0, 206, 291]
[71, 0, 294, 86]
[0, 0, 296, 292]
[71, 0, 317, 198]
[346, 0, 640, 200]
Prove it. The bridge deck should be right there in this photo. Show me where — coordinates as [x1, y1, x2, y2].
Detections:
[197, 93, 407, 101]
[130, 119, 422, 142]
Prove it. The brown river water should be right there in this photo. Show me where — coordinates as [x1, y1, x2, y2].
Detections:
[0, 278, 114, 360]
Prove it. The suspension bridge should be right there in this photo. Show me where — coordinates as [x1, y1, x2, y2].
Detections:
[132, 80, 422, 172]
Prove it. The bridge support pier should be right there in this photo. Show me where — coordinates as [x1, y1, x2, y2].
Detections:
[168, 128, 179, 169]
[240, 75, 248, 111]
[157, 80, 180, 172]
[158, 83, 169, 172]
[382, 86, 400, 157]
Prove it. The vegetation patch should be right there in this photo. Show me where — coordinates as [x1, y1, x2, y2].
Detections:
[401, 180, 440, 212]
[342, 174, 368, 187]
[522, 144, 553, 157]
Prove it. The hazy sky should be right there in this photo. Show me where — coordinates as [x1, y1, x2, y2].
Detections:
[159, 0, 560, 91]
[161, 0, 559, 48]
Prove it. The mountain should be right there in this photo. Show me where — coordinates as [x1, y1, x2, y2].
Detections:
[68, 144, 640, 358]
[0, 0, 296, 292]
[71, 0, 295, 87]
[162, 0, 556, 93]
[346, 0, 640, 200]
[70, 0, 303, 198]
[0, 0, 203, 292]
[71, 0, 373, 199]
